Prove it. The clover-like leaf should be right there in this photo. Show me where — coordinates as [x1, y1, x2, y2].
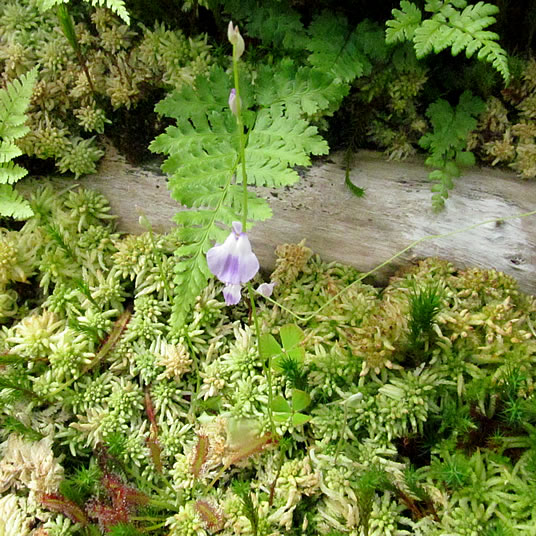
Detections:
[271, 395, 291, 414]
[291, 413, 311, 427]
[268, 324, 305, 371]
[280, 324, 304, 350]
[291, 389, 311, 413]
[259, 333, 283, 361]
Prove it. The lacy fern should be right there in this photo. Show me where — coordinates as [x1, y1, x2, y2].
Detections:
[36, 0, 130, 24]
[306, 13, 372, 83]
[386, 0, 510, 83]
[150, 65, 328, 330]
[0, 67, 37, 219]
[419, 90, 484, 210]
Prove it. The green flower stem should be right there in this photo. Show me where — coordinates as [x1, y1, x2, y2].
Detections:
[231, 43, 249, 230]
[248, 282, 276, 436]
[230, 37, 276, 435]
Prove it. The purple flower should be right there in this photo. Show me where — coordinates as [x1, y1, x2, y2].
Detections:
[207, 221, 259, 305]
[229, 88, 238, 117]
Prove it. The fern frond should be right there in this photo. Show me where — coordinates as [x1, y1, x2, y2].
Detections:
[152, 63, 329, 331]
[244, 4, 306, 51]
[306, 12, 371, 83]
[246, 104, 328, 187]
[388, 1, 509, 83]
[419, 91, 484, 210]
[36, 0, 130, 24]
[0, 141, 22, 163]
[152, 69, 271, 329]
[256, 61, 348, 118]
[385, 1, 423, 44]
[0, 68, 37, 141]
[0, 162, 28, 185]
[0, 184, 32, 219]
[0, 68, 36, 219]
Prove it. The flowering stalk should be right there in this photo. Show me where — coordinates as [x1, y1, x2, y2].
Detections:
[206, 22, 277, 435]
[248, 282, 275, 435]
[228, 21, 248, 230]
[228, 21, 277, 433]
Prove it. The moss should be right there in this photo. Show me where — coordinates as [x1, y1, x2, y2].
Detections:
[2, 186, 536, 535]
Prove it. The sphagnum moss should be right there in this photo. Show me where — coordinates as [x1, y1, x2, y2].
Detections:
[1, 186, 536, 535]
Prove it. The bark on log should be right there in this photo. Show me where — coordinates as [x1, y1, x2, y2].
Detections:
[27, 145, 536, 294]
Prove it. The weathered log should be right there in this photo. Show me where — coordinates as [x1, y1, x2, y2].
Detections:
[26, 145, 536, 294]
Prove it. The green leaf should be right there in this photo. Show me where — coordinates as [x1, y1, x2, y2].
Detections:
[246, 105, 328, 187]
[280, 324, 304, 351]
[256, 61, 348, 118]
[291, 389, 311, 413]
[0, 141, 22, 163]
[0, 162, 28, 185]
[273, 413, 290, 423]
[259, 334, 282, 361]
[0, 67, 37, 141]
[407, 0, 509, 82]
[306, 11, 371, 82]
[271, 395, 291, 414]
[385, 1, 422, 44]
[420, 91, 483, 209]
[0, 184, 33, 219]
[244, 4, 306, 51]
[456, 150, 476, 167]
[37, 0, 130, 24]
[444, 160, 460, 177]
[291, 413, 311, 426]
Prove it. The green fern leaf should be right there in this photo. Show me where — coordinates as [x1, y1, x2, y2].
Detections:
[0, 141, 22, 163]
[155, 68, 231, 121]
[0, 68, 37, 141]
[246, 105, 328, 187]
[0, 162, 28, 185]
[476, 41, 509, 84]
[385, 1, 422, 44]
[152, 61, 330, 331]
[414, 19, 453, 56]
[0, 68, 36, 218]
[355, 20, 390, 62]
[306, 12, 370, 82]
[0, 185, 32, 219]
[36, 0, 130, 24]
[244, 4, 306, 51]
[256, 61, 348, 118]
[88, 0, 129, 23]
[419, 91, 484, 210]
[409, 0, 509, 82]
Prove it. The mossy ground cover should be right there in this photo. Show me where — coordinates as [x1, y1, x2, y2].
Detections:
[1, 186, 536, 535]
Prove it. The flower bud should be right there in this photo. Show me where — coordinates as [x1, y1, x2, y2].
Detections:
[227, 21, 245, 59]
[257, 282, 275, 298]
[228, 88, 238, 116]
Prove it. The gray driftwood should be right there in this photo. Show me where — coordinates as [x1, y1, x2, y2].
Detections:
[32, 145, 536, 294]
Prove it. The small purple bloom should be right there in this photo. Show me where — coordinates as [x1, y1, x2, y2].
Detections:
[256, 282, 275, 298]
[229, 88, 238, 117]
[207, 221, 259, 305]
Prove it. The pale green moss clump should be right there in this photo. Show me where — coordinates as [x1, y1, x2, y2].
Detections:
[1, 186, 535, 535]
[0, 1, 213, 177]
